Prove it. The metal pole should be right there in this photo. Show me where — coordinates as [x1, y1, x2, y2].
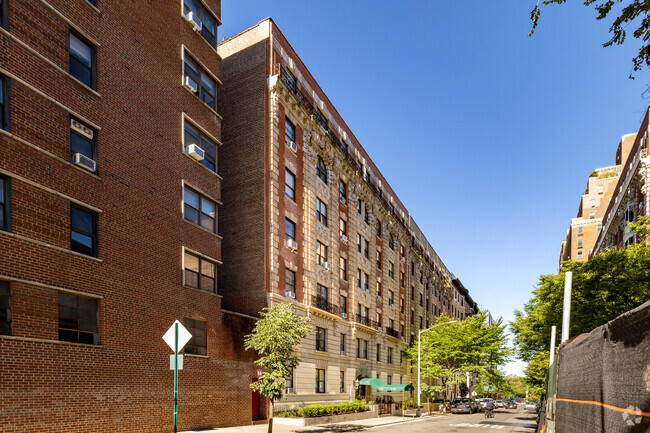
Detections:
[561, 272, 572, 343]
[549, 326, 557, 367]
[174, 322, 179, 433]
[417, 331, 421, 409]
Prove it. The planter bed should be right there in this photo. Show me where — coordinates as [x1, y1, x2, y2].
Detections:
[274, 409, 378, 426]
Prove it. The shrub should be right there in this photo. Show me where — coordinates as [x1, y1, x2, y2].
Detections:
[285, 400, 369, 418]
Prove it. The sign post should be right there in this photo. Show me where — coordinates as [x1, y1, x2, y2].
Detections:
[163, 320, 192, 433]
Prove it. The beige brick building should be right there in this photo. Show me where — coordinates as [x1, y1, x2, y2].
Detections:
[217, 19, 477, 410]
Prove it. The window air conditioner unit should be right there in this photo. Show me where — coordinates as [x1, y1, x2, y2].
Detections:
[184, 75, 198, 93]
[70, 119, 94, 139]
[73, 153, 97, 172]
[286, 140, 298, 153]
[184, 11, 202, 31]
[341, 312, 347, 319]
[322, 262, 332, 271]
[286, 239, 298, 251]
[185, 144, 205, 161]
[285, 387, 295, 394]
[340, 234, 348, 243]
[286, 292, 296, 299]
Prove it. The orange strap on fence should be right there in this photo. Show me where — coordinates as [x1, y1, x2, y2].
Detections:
[556, 398, 650, 418]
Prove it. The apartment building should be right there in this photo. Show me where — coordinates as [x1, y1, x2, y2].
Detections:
[592, 108, 650, 254]
[217, 18, 475, 409]
[559, 164, 622, 265]
[0, 1, 260, 431]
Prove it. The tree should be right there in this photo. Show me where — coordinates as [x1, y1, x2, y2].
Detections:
[511, 243, 650, 388]
[529, 0, 650, 77]
[407, 313, 512, 404]
[244, 303, 312, 433]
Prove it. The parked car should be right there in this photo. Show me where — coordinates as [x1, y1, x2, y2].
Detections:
[477, 398, 494, 411]
[450, 398, 477, 414]
[524, 401, 538, 411]
[495, 400, 504, 408]
[506, 400, 518, 409]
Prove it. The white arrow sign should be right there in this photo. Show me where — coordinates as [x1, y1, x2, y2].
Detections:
[163, 320, 193, 354]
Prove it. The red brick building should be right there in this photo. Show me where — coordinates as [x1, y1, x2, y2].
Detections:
[0, 0, 262, 431]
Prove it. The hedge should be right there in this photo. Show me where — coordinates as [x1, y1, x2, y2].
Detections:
[276, 399, 370, 418]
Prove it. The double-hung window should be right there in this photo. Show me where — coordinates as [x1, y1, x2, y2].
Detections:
[387, 347, 393, 364]
[285, 269, 296, 297]
[316, 369, 326, 393]
[340, 371, 345, 393]
[316, 241, 328, 265]
[58, 292, 98, 344]
[315, 327, 326, 352]
[285, 169, 296, 201]
[316, 198, 327, 226]
[376, 250, 382, 269]
[184, 122, 217, 172]
[0, 0, 8, 30]
[184, 318, 207, 355]
[184, 54, 217, 110]
[376, 344, 381, 362]
[339, 218, 347, 238]
[71, 206, 97, 257]
[182, 0, 217, 47]
[184, 186, 217, 233]
[285, 118, 295, 146]
[285, 218, 296, 242]
[0, 75, 8, 131]
[0, 176, 9, 232]
[339, 257, 347, 280]
[69, 31, 96, 89]
[0, 281, 10, 335]
[315, 109, 328, 130]
[70, 118, 97, 170]
[340, 333, 346, 355]
[316, 156, 327, 184]
[389, 262, 394, 278]
[184, 251, 216, 293]
[339, 180, 347, 203]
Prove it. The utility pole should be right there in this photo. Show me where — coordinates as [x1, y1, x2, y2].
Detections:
[549, 325, 557, 366]
[561, 272, 572, 343]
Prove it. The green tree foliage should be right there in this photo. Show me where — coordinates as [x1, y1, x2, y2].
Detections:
[505, 375, 528, 398]
[245, 303, 312, 433]
[407, 313, 512, 403]
[511, 243, 650, 387]
[529, 1, 650, 76]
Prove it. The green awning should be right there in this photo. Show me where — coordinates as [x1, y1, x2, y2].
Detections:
[358, 378, 414, 391]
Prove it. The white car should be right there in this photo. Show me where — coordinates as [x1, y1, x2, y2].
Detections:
[495, 400, 504, 408]
[524, 401, 537, 411]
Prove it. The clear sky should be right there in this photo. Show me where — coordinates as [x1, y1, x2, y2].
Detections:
[219, 1, 649, 375]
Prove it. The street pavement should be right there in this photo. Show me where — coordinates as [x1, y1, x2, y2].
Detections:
[182, 407, 538, 433]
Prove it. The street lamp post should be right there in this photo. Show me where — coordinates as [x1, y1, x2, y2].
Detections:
[417, 320, 457, 416]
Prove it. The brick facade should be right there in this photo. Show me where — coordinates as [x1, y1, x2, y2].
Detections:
[0, 0, 261, 432]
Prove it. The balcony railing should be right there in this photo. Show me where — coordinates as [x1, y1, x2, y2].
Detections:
[386, 327, 400, 339]
[312, 295, 339, 315]
[355, 314, 379, 329]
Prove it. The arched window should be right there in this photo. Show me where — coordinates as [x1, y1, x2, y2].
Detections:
[316, 156, 328, 184]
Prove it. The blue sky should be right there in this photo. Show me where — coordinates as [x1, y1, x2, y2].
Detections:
[220, 1, 649, 375]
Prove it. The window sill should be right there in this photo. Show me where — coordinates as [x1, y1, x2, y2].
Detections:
[184, 353, 209, 359]
[68, 74, 101, 97]
[182, 219, 223, 239]
[314, 351, 329, 357]
[0, 334, 104, 348]
[182, 285, 223, 298]
[183, 85, 223, 121]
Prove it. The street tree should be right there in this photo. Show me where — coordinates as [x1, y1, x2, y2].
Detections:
[529, 0, 650, 76]
[244, 302, 312, 433]
[511, 241, 650, 387]
[407, 313, 511, 403]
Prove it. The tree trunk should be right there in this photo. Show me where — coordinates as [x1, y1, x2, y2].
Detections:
[267, 400, 274, 433]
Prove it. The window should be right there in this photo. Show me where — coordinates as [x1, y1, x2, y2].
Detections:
[578, 226, 583, 235]
[184, 186, 217, 233]
[285, 369, 294, 391]
[400, 298, 404, 313]
[316, 156, 327, 183]
[317, 284, 329, 303]
[590, 199, 596, 208]
[357, 235, 369, 259]
[285, 269, 296, 297]
[285, 117, 296, 145]
[411, 261, 415, 276]
[387, 375, 392, 385]
[69, 31, 95, 89]
[0, 0, 7, 30]
[316, 198, 328, 226]
[376, 250, 382, 270]
[411, 286, 415, 301]
[339, 180, 347, 203]
[420, 292, 423, 307]
[184, 318, 207, 355]
[70, 118, 97, 168]
[357, 270, 369, 291]
[420, 316, 423, 329]
[356, 338, 369, 359]
[316, 369, 326, 393]
[285, 170, 296, 201]
[400, 351, 404, 366]
[315, 109, 328, 130]
[58, 292, 98, 344]
[577, 251, 583, 259]
[389, 233, 395, 250]
[340, 333, 346, 355]
[0, 281, 10, 335]
[316, 327, 326, 352]
[71, 206, 97, 256]
[184, 54, 217, 110]
[358, 199, 369, 224]
[387, 347, 393, 364]
[285, 218, 296, 241]
[400, 245, 406, 259]
[577, 239, 583, 248]
[0, 75, 9, 131]
[389, 290, 394, 306]
[597, 223, 602, 232]
[182, 0, 217, 47]
[284, 68, 298, 93]
[410, 310, 414, 325]
[183, 251, 216, 293]
[589, 211, 595, 219]
[426, 298, 429, 312]
[184, 122, 217, 172]
[376, 344, 381, 362]
[389, 262, 394, 279]
[316, 241, 328, 265]
[339, 257, 347, 280]
[400, 272, 405, 288]
[340, 371, 345, 393]
[376, 281, 382, 298]
[339, 218, 347, 237]
[377, 219, 382, 238]
[598, 185, 604, 194]
[341, 295, 347, 316]
[0, 176, 8, 232]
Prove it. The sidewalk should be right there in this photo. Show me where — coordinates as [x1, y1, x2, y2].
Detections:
[182, 413, 443, 433]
